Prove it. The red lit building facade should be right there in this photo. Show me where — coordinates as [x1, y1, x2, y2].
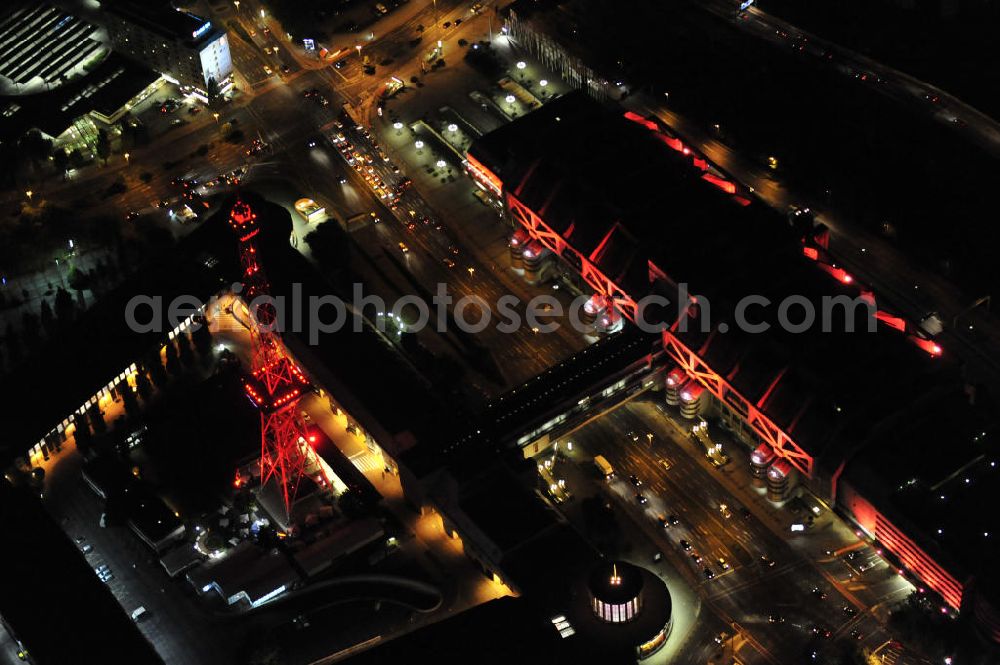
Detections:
[465, 92, 998, 624]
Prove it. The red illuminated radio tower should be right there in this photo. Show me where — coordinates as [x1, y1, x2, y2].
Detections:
[229, 199, 314, 517]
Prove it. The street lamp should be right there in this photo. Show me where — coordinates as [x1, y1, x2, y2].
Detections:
[260, 8, 265, 18]
[539, 79, 548, 98]
[505, 94, 515, 104]
[355, 44, 362, 61]
[516, 61, 526, 70]
[414, 140, 424, 154]
[447, 123, 458, 133]
[25, 190, 33, 202]
[124, 152, 130, 164]
[213, 112, 220, 123]
[233, 0, 239, 12]
[436, 159, 446, 169]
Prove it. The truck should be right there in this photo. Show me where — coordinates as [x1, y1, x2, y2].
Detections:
[593, 455, 614, 479]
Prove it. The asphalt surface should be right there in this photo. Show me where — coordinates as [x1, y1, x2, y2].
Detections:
[562, 397, 919, 665]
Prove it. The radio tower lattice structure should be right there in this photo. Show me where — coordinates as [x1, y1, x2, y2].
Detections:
[229, 199, 315, 517]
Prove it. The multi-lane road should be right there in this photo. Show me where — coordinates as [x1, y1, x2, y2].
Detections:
[564, 397, 919, 664]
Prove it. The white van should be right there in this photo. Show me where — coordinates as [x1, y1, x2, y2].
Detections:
[131, 607, 148, 622]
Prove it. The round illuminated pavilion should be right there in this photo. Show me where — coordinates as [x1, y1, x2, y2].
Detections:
[590, 561, 643, 623]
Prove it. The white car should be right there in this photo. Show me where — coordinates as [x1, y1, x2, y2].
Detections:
[131, 607, 148, 622]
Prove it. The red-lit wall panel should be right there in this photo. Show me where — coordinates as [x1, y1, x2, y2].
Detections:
[840, 481, 963, 610]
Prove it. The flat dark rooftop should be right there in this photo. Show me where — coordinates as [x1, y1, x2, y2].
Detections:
[469, 92, 976, 475]
[844, 390, 999, 578]
[342, 595, 599, 665]
[104, 0, 215, 46]
[458, 466, 560, 552]
[125, 483, 183, 543]
[1, 482, 163, 664]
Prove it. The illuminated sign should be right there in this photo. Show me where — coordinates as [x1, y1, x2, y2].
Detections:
[303, 38, 315, 51]
[192, 21, 212, 39]
[739, 0, 755, 10]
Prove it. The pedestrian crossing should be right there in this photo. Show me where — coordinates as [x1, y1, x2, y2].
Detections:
[349, 451, 381, 473]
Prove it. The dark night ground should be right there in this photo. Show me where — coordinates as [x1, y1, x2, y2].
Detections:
[560, 0, 999, 297]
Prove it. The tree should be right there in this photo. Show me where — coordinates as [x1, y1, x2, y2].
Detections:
[165, 340, 181, 376]
[30, 467, 45, 488]
[305, 221, 352, 285]
[21, 310, 42, 352]
[206, 76, 220, 104]
[93, 258, 109, 286]
[337, 488, 369, 518]
[3, 323, 20, 367]
[88, 403, 106, 434]
[135, 369, 153, 401]
[177, 333, 195, 368]
[68, 266, 91, 292]
[54, 287, 75, 327]
[52, 148, 69, 178]
[116, 240, 130, 275]
[121, 382, 140, 420]
[133, 123, 150, 146]
[45, 432, 62, 454]
[95, 129, 111, 166]
[73, 416, 93, 456]
[40, 299, 55, 336]
[19, 129, 53, 170]
[192, 318, 214, 357]
[68, 148, 86, 169]
[145, 355, 168, 388]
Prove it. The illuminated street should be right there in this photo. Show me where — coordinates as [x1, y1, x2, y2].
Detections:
[2, 0, 999, 664]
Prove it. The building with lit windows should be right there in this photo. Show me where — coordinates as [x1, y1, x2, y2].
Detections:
[587, 561, 672, 659]
[102, 0, 231, 95]
[591, 562, 642, 623]
[466, 91, 999, 638]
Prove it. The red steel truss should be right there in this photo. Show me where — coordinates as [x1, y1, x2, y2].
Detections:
[660, 331, 814, 477]
[507, 194, 639, 321]
[507, 191, 815, 477]
[228, 199, 315, 516]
